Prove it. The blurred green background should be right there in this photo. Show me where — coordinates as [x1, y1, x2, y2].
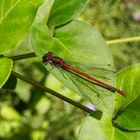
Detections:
[0, 0, 140, 139]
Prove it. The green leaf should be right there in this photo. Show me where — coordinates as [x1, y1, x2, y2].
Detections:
[0, 0, 43, 54]
[31, 20, 115, 112]
[78, 113, 140, 140]
[48, 0, 89, 28]
[114, 128, 140, 140]
[114, 63, 140, 130]
[0, 58, 13, 88]
[78, 114, 113, 140]
[33, 0, 55, 25]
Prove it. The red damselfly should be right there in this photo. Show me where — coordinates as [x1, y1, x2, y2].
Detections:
[42, 51, 126, 97]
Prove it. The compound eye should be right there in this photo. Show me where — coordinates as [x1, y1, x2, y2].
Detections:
[43, 55, 49, 62]
[47, 51, 53, 56]
[46, 57, 49, 61]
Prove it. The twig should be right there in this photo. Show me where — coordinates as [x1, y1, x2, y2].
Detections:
[8, 36, 140, 61]
[11, 71, 93, 113]
[9, 53, 36, 61]
[107, 36, 140, 45]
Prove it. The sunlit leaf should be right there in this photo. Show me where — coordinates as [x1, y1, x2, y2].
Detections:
[114, 63, 140, 130]
[78, 114, 113, 140]
[0, 58, 13, 88]
[0, 0, 43, 54]
[114, 128, 140, 140]
[48, 0, 89, 28]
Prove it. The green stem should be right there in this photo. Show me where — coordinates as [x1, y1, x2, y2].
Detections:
[8, 36, 140, 61]
[107, 36, 140, 45]
[11, 71, 93, 113]
[9, 53, 36, 61]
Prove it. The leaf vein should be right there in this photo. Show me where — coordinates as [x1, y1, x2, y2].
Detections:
[0, 0, 21, 24]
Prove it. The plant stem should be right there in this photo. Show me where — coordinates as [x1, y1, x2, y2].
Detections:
[11, 71, 93, 113]
[8, 36, 140, 61]
[9, 53, 36, 61]
[107, 36, 140, 45]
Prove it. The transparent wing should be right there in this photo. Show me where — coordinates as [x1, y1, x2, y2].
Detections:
[65, 61, 116, 81]
[46, 63, 115, 111]
[59, 67, 114, 111]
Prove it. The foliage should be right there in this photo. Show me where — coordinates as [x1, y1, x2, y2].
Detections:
[0, 0, 140, 139]
[82, 0, 140, 70]
[79, 64, 140, 140]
